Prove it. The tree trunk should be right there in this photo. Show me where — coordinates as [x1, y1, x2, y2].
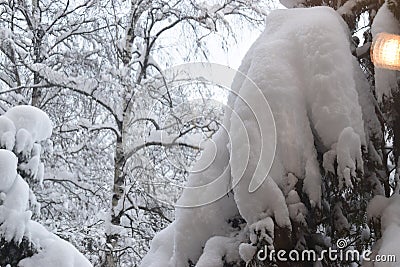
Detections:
[31, 0, 43, 107]
[104, 116, 127, 266]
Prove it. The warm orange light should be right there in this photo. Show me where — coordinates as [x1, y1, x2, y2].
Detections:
[371, 32, 400, 71]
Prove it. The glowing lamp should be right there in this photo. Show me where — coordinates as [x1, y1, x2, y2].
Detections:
[371, 32, 400, 70]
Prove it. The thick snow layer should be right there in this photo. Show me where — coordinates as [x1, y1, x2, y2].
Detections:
[0, 106, 91, 266]
[4, 105, 52, 142]
[142, 6, 366, 267]
[371, 3, 400, 102]
[230, 6, 364, 220]
[3, 175, 30, 212]
[144, 130, 240, 266]
[336, 127, 363, 189]
[140, 222, 176, 267]
[0, 206, 32, 243]
[20, 155, 40, 180]
[15, 129, 34, 155]
[18, 221, 92, 267]
[0, 149, 17, 192]
[141, 130, 235, 266]
[196, 236, 241, 267]
[0, 173, 31, 243]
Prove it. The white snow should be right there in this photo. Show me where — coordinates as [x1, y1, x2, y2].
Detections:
[15, 129, 33, 155]
[279, 0, 304, 8]
[0, 162, 31, 243]
[0, 149, 17, 192]
[142, 6, 367, 267]
[195, 236, 241, 267]
[238, 243, 257, 264]
[169, 129, 240, 266]
[230, 6, 364, 220]
[4, 105, 52, 142]
[249, 216, 274, 246]
[18, 221, 92, 267]
[0, 205, 32, 243]
[20, 155, 40, 180]
[0, 106, 92, 266]
[0, 116, 16, 150]
[3, 175, 30, 212]
[1, 131, 16, 151]
[336, 127, 363, 189]
[371, 2, 400, 102]
[140, 222, 175, 267]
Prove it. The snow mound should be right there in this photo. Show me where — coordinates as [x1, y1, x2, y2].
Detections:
[4, 105, 52, 143]
[0, 160, 32, 243]
[230, 6, 364, 221]
[0, 106, 91, 267]
[18, 222, 92, 267]
[142, 6, 366, 266]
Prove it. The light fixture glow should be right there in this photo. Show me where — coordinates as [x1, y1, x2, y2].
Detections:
[371, 32, 400, 71]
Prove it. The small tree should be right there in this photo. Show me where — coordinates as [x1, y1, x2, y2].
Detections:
[0, 105, 91, 267]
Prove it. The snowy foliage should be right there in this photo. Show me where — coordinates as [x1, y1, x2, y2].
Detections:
[141, 1, 400, 267]
[0, 106, 91, 267]
[142, 6, 377, 266]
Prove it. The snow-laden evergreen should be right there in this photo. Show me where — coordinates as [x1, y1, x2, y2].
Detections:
[0, 106, 91, 267]
[142, 6, 373, 266]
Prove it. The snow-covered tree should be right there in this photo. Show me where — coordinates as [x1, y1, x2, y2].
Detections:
[0, 105, 92, 267]
[142, 2, 400, 267]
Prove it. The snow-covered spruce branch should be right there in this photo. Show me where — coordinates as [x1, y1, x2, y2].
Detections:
[0, 106, 92, 267]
